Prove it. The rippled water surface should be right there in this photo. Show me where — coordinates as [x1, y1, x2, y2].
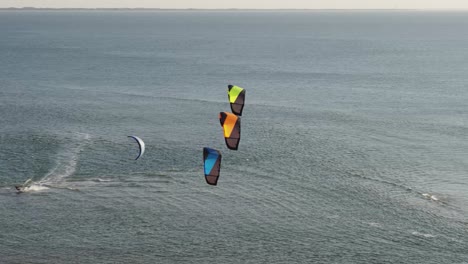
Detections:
[0, 10, 467, 263]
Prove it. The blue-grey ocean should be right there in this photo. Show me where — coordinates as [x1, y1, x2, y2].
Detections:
[0, 10, 467, 263]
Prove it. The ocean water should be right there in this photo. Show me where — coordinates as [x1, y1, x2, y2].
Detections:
[0, 10, 467, 263]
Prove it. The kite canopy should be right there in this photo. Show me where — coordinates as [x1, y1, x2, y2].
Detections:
[219, 112, 241, 150]
[128, 135, 145, 160]
[228, 85, 245, 116]
[203, 147, 222, 186]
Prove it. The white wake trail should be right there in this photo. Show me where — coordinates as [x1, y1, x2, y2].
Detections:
[37, 133, 91, 187]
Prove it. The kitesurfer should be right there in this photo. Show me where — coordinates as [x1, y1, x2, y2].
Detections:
[15, 185, 24, 193]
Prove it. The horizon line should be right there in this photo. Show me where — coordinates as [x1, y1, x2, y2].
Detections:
[2, 7, 468, 11]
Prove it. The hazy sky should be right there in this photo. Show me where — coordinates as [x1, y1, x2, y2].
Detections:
[2, 0, 468, 9]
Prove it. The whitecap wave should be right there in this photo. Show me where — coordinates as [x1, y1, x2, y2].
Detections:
[422, 193, 439, 201]
[411, 231, 436, 238]
[368, 222, 382, 228]
[95, 178, 112, 182]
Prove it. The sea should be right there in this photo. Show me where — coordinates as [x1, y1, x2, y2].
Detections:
[0, 10, 467, 264]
